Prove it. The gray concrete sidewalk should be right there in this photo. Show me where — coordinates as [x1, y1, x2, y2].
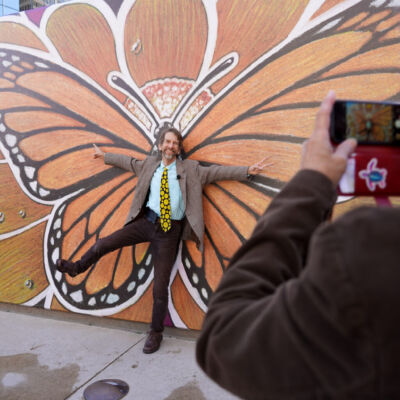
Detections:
[0, 304, 239, 400]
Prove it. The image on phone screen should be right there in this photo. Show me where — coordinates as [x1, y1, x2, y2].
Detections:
[331, 100, 400, 145]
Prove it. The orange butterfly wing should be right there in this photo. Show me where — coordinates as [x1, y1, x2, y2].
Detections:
[172, 2, 400, 321]
[0, 47, 158, 314]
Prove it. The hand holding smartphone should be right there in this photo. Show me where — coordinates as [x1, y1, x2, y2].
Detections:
[330, 99, 400, 196]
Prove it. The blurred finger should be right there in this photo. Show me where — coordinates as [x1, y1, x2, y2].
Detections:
[335, 138, 357, 160]
[312, 90, 335, 141]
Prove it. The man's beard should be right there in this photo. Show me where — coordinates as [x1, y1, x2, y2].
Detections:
[162, 150, 177, 160]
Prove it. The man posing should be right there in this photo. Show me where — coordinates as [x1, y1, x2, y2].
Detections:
[57, 126, 270, 354]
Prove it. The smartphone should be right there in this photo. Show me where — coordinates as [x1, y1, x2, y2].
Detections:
[330, 99, 400, 145]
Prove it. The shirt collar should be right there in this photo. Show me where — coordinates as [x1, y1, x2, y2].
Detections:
[161, 160, 176, 169]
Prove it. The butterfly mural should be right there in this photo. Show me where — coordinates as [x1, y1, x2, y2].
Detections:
[0, 0, 400, 330]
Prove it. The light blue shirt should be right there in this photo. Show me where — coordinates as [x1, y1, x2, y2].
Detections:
[146, 161, 185, 220]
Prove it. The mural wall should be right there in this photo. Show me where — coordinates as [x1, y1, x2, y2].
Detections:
[0, 0, 399, 330]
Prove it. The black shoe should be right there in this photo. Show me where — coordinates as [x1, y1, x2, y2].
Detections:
[143, 330, 163, 354]
[56, 259, 80, 277]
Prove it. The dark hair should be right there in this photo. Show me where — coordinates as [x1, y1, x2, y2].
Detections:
[158, 126, 184, 152]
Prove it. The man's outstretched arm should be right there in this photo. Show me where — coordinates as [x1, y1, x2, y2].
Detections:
[92, 144, 144, 174]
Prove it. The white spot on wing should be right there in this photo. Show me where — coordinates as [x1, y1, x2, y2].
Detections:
[51, 248, 59, 264]
[62, 282, 67, 294]
[5, 134, 16, 146]
[138, 268, 145, 279]
[39, 188, 50, 197]
[24, 166, 35, 179]
[29, 181, 37, 192]
[70, 290, 83, 303]
[107, 294, 119, 304]
[54, 270, 62, 282]
[34, 62, 49, 69]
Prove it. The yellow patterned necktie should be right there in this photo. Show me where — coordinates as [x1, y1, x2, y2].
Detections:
[160, 167, 172, 232]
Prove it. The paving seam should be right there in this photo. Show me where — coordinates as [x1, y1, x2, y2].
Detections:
[63, 337, 145, 400]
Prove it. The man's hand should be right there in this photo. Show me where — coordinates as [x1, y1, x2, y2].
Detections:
[301, 90, 357, 186]
[93, 144, 105, 160]
[248, 156, 274, 175]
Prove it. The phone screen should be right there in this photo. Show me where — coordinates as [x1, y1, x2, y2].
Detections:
[330, 100, 400, 145]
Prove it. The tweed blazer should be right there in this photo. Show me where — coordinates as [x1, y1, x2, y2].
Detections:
[104, 153, 248, 251]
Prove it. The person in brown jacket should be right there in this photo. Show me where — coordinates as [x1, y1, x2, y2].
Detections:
[56, 126, 270, 354]
[197, 91, 400, 399]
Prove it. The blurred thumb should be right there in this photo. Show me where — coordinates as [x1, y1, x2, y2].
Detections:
[335, 138, 357, 160]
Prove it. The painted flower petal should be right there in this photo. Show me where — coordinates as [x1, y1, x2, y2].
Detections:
[45, 3, 123, 101]
[0, 21, 47, 51]
[124, 0, 207, 87]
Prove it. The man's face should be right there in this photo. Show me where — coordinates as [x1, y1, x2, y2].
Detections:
[158, 131, 180, 163]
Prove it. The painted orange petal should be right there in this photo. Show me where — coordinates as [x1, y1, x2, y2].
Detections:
[212, 0, 308, 93]
[170, 272, 205, 330]
[0, 222, 48, 303]
[0, 163, 51, 234]
[124, 0, 207, 87]
[185, 31, 372, 152]
[0, 21, 47, 51]
[46, 3, 123, 102]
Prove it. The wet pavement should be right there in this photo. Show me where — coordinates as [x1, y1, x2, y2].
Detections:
[0, 303, 239, 400]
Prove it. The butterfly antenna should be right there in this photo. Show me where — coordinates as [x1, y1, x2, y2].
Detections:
[108, 71, 159, 128]
[172, 54, 237, 126]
